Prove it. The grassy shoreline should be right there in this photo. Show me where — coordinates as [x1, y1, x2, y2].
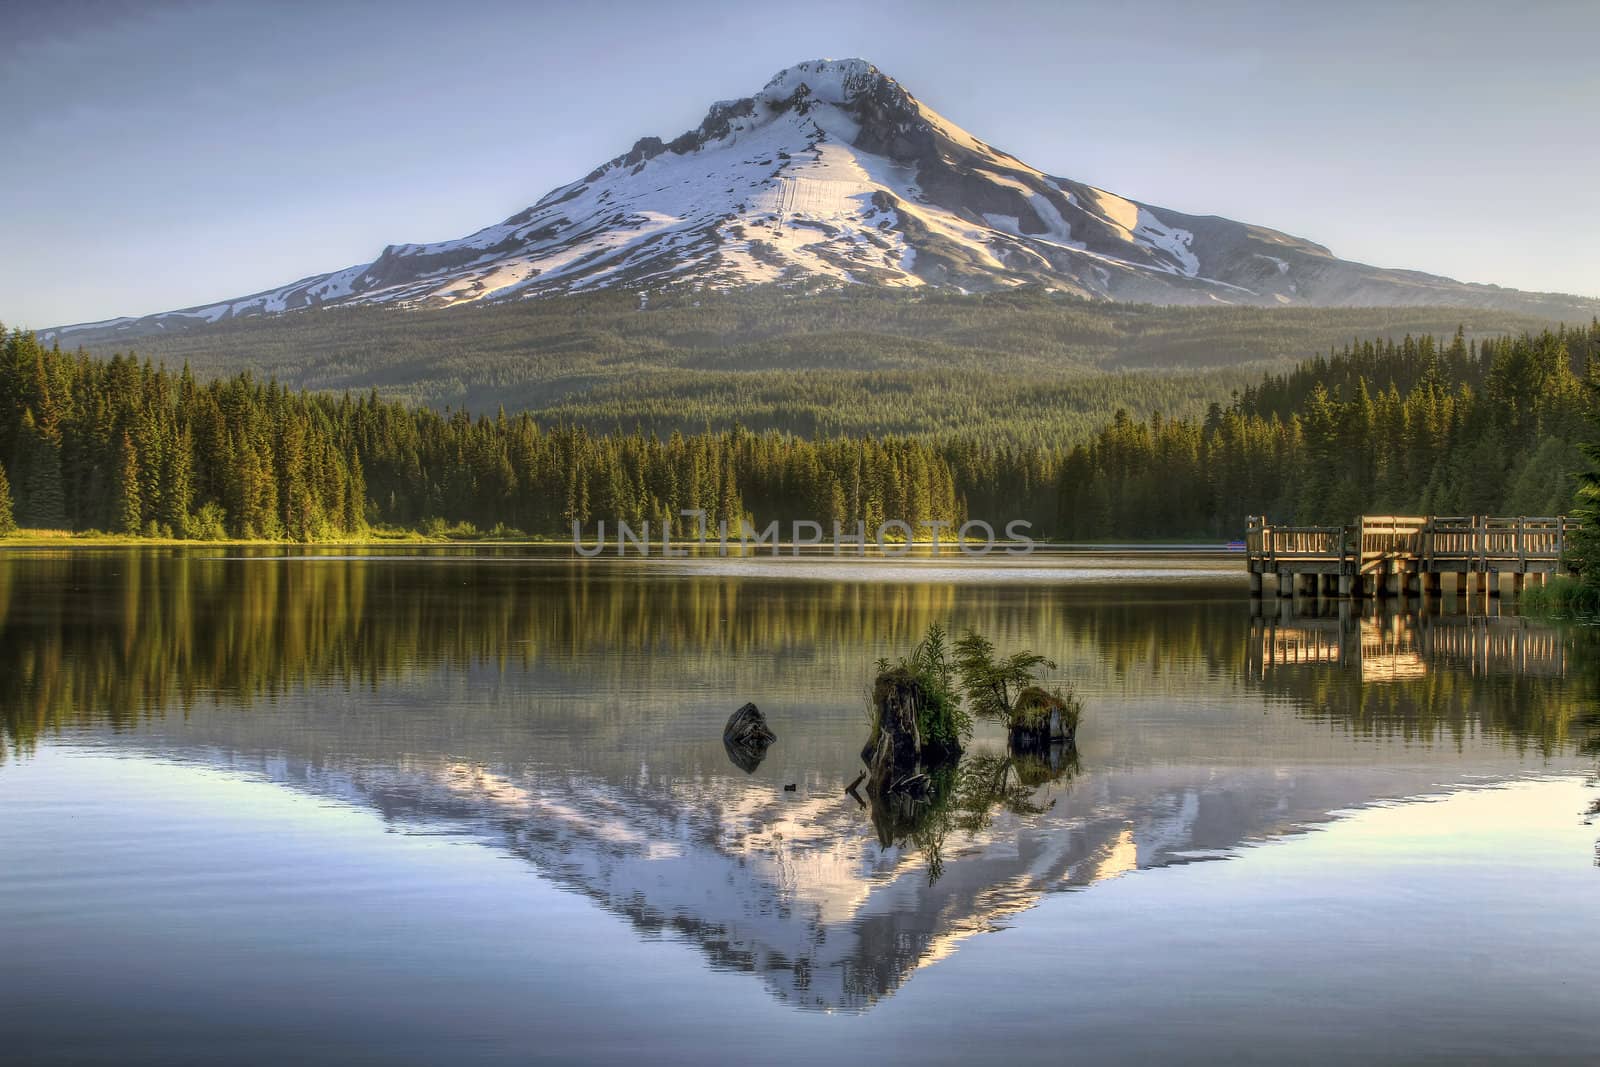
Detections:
[0, 528, 562, 548]
[1518, 575, 1600, 619]
[0, 528, 1224, 552]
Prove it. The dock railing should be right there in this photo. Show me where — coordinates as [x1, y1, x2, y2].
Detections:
[1357, 516, 1426, 571]
[1245, 514, 1577, 597]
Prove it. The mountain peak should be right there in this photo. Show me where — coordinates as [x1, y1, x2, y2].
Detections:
[597, 57, 924, 176]
[48, 59, 1599, 340]
[756, 58, 894, 108]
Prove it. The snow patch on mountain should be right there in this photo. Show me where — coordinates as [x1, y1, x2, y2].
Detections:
[1133, 212, 1199, 276]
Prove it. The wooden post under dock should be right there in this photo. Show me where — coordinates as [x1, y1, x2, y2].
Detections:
[1245, 516, 1575, 600]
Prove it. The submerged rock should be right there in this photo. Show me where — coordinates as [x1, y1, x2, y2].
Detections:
[723, 702, 777, 774]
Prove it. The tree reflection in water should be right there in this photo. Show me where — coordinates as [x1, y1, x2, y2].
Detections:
[3, 549, 1596, 761]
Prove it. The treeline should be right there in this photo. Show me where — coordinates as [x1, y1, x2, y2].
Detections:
[1055, 323, 1600, 538]
[1, 332, 366, 539]
[2, 322, 1597, 541]
[0, 327, 960, 539]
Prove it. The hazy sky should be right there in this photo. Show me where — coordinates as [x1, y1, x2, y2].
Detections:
[5, 0, 1598, 327]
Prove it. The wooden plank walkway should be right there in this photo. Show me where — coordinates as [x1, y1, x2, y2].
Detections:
[1245, 515, 1576, 598]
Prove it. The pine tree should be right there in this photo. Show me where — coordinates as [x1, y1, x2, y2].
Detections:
[161, 427, 193, 537]
[0, 460, 15, 536]
[343, 446, 367, 534]
[13, 409, 66, 529]
[717, 450, 740, 532]
[116, 431, 143, 535]
[1566, 371, 1600, 582]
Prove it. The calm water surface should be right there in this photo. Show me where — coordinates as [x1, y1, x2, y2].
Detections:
[1, 547, 1597, 1064]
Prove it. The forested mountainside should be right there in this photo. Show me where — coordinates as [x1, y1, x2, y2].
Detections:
[3, 321, 1596, 542]
[52, 288, 1567, 446]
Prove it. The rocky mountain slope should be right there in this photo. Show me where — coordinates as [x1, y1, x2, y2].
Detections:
[52, 58, 1597, 342]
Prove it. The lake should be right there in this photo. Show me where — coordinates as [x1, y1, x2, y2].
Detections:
[1, 547, 1597, 1064]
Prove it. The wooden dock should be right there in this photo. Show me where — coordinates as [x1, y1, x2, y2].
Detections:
[1245, 515, 1576, 599]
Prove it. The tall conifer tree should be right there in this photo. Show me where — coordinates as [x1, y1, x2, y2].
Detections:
[116, 431, 143, 535]
[0, 461, 15, 536]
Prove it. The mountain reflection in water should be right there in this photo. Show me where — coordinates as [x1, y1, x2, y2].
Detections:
[1, 548, 1595, 1014]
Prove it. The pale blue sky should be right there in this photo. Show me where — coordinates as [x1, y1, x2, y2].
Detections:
[5, 0, 1598, 327]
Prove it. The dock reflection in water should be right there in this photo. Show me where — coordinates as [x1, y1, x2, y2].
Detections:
[1249, 599, 1570, 683]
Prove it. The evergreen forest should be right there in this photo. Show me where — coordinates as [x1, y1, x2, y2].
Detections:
[4, 312, 1598, 542]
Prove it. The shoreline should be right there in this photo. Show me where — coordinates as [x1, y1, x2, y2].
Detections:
[0, 531, 1240, 553]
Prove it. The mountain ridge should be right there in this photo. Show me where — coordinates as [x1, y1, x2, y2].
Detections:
[48, 58, 1599, 342]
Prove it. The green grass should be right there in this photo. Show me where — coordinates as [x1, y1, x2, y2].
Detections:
[1518, 575, 1600, 618]
[0, 526, 567, 548]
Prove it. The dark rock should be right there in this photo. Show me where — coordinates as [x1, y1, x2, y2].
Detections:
[722, 702, 776, 774]
[724, 702, 776, 745]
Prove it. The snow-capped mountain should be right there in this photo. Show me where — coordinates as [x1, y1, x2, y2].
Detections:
[53, 58, 1596, 339]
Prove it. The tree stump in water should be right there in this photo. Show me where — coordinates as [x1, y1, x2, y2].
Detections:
[1008, 686, 1080, 750]
[861, 664, 963, 844]
[862, 669, 944, 849]
[723, 702, 776, 774]
[865, 667, 925, 791]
